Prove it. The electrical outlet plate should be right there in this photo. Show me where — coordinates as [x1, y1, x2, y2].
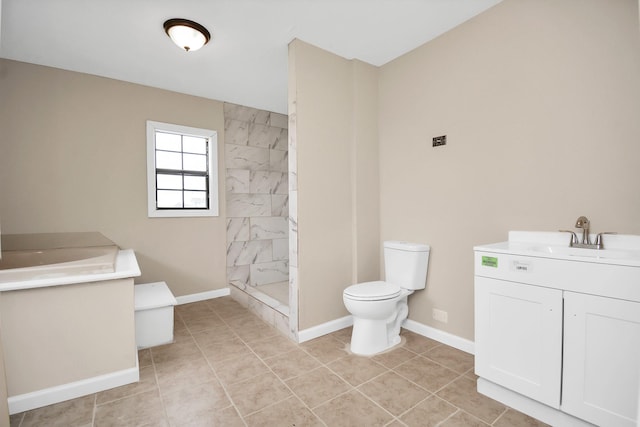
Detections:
[432, 308, 448, 323]
[432, 135, 446, 147]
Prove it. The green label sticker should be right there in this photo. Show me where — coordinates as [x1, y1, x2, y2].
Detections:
[482, 256, 498, 268]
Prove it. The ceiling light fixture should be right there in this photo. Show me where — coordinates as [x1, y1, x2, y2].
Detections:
[163, 19, 211, 52]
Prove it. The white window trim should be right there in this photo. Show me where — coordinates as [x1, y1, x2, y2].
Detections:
[146, 120, 219, 218]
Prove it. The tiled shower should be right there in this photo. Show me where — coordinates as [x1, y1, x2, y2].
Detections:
[224, 103, 292, 329]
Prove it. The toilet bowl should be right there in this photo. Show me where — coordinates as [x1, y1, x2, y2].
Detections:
[343, 241, 430, 356]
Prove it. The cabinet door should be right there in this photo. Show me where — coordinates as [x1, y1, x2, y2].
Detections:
[475, 276, 563, 408]
[562, 292, 640, 427]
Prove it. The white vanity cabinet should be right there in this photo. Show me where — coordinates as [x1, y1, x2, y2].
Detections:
[562, 292, 640, 426]
[474, 276, 562, 408]
[474, 233, 640, 427]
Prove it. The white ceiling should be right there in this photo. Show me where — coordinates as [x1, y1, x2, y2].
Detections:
[0, 0, 501, 114]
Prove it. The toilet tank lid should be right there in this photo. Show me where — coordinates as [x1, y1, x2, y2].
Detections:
[384, 241, 430, 252]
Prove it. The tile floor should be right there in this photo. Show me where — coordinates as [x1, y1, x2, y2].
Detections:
[9, 297, 549, 426]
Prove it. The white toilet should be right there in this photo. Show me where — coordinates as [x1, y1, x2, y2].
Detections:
[343, 241, 430, 356]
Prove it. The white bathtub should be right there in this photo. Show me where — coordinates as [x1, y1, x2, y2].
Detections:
[0, 232, 119, 283]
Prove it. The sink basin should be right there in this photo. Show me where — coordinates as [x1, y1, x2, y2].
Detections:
[479, 231, 640, 267]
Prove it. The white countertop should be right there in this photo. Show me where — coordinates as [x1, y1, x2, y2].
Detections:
[0, 249, 141, 292]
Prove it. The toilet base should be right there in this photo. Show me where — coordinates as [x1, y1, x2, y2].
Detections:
[350, 317, 401, 356]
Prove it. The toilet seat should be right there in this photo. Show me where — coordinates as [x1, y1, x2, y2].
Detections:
[343, 281, 401, 301]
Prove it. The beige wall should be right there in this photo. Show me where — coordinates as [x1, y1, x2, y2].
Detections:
[0, 59, 227, 297]
[378, 0, 640, 340]
[0, 279, 135, 396]
[289, 40, 380, 330]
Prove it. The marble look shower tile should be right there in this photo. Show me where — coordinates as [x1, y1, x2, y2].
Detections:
[224, 103, 269, 124]
[225, 144, 269, 171]
[270, 112, 288, 129]
[224, 119, 249, 146]
[226, 169, 250, 193]
[288, 143, 297, 191]
[227, 194, 271, 217]
[250, 261, 288, 286]
[288, 191, 298, 268]
[227, 240, 272, 267]
[271, 195, 289, 217]
[248, 123, 288, 151]
[272, 128, 288, 151]
[269, 149, 288, 172]
[249, 171, 287, 195]
[227, 218, 250, 242]
[272, 239, 289, 261]
[288, 268, 298, 338]
[250, 217, 289, 240]
[227, 266, 250, 286]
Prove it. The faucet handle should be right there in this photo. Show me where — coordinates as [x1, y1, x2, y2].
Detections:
[595, 232, 617, 249]
[559, 230, 578, 246]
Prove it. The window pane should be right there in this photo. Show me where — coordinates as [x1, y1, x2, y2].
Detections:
[155, 132, 181, 152]
[156, 151, 182, 170]
[157, 174, 183, 190]
[183, 136, 207, 154]
[183, 153, 207, 172]
[184, 191, 207, 208]
[157, 190, 183, 208]
[184, 175, 206, 190]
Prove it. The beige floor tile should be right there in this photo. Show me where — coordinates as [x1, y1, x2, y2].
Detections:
[10, 413, 23, 427]
[440, 410, 490, 427]
[286, 366, 351, 408]
[400, 395, 457, 427]
[162, 380, 234, 426]
[200, 336, 251, 364]
[226, 372, 292, 416]
[96, 365, 157, 405]
[436, 376, 506, 424]
[175, 301, 213, 317]
[358, 371, 430, 416]
[94, 389, 167, 426]
[191, 325, 238, 348]
[314, 390, 393, 427]
[263, 348, 322, 380]
[394, 355, 459, 392]
[372, 346, 418, 369]
[401, 330, 442, 353]
[301, 335, 349, 364]
[244, 396, 324, 427]
[247, 333, 297, 359]
[424, 345, 474, 374]
[183, 314, 227, 332]
[494, 408, 550, 427]
[155, 356, 217, 396]
[233, 320, 280, 343]
[213, 352, 270, 385]
[150, 339, 202, 366]
[172, 325, 195, 343]
[138, 348, 153, 368]
[21, 395, 95, 427]
[208, 297, 248, 318]
[329, 326, 353, 344]
[328, 355, 387, 386]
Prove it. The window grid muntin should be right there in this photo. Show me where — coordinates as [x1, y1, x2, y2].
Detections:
[154, 132, 210, 210]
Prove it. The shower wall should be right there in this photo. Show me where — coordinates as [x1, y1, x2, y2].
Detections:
[224, 103, 289, 290]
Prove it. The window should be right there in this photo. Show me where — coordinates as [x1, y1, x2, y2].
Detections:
[147, 121, 218, 217]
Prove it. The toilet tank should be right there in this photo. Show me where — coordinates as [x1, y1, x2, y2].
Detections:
[384, 241, 430, 290]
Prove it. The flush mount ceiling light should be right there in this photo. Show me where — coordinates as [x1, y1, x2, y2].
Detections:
[163, 19, 211, 52]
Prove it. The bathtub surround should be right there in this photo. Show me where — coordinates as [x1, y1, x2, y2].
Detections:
[0, 59, 228, 299]
[224, 102, 291, 322]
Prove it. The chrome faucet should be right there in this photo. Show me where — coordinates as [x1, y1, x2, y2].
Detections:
[559, 216, 617, 249]
[575, 216, 590, 245]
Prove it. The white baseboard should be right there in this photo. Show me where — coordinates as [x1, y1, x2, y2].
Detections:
[8, 363, 139, 415]
[297, 315, 353, 343]
[175, 288, 230, 305]
[402, 319, 475, 354]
